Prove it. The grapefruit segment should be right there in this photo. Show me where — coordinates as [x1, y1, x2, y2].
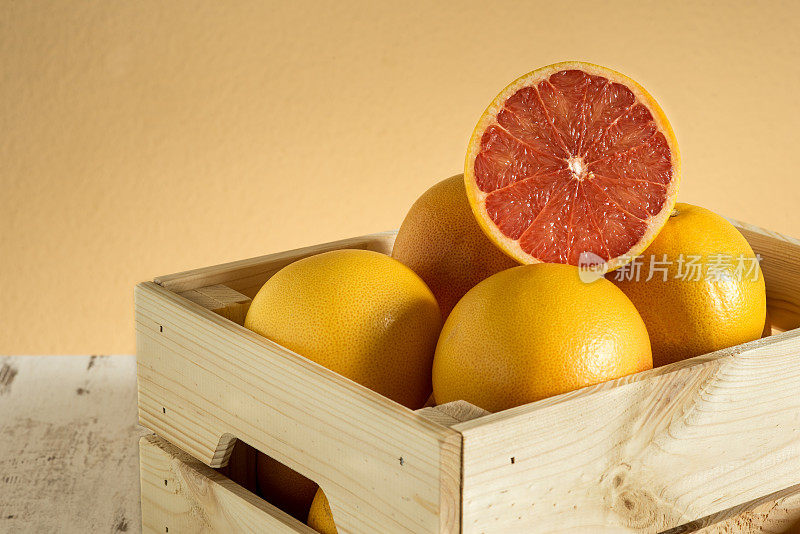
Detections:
[483, 170, 570, 240]
[465, 62, 680, 271]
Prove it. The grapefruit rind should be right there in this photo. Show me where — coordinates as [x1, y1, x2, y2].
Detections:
[464, 61, 681, 272]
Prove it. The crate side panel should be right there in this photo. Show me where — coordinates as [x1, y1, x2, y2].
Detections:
[155, 231, 397, 297]
[459, 331, 800, 533]
[135, 282, 456, 534]
[139, 435, 314, 534]
[419, 401, 488, 533]
[733, 219, 800, 330]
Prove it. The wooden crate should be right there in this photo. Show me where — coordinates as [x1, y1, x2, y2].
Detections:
[136, 221, 800, 533]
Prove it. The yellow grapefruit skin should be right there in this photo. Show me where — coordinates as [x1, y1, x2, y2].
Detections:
[244, 249, 441, 409]
[611, 203, 766, 367]
[392, 174, 518, 318]
[432, 263, 652, 412]
[464, 61, 681, 272]
[307, 488, 337, 533]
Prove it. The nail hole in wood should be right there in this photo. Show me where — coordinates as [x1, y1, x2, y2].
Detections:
[164, 479, 168, 486]
[159, 325, 163, 333]
[162, 407, 166, 414]
[399, 457, 404, 466]
[510, 457, 515, 464]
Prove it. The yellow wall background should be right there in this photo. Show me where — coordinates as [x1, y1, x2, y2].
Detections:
[2, 1, 799, 354]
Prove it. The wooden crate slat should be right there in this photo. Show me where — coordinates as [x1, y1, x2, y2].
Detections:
[732, 219, 800, 331]
[135, 281, 460, 534]
[140, 434, 315, 534]
[153, 222, 798, 326]
[140, 402, 487, 534]
[416, 400, 490, 428]
[455, 330, 800, 533]
[178, 284, 252, 326]
[140, 426, 800, 534]
[154, 232, 397, 297]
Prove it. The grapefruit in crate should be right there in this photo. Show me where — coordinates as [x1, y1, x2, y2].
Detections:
[244, 249, 442, 410]
[611, 202, 767, 366]
[307, 488, 337, 533]
[465, 61, 681, 272]
[432, 263, 652, 412]
[392, 174, 518, 319]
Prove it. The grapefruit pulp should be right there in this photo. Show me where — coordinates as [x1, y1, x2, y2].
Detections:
[465, 61, 681, 271]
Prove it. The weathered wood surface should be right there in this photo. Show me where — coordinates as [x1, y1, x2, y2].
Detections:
[691, 484, 800, 533]
[0, 355, 147, 533]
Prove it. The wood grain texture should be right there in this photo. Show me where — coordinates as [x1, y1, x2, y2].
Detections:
[455, 330, 800, 533]
[420, 401, 488, 534]
[215, 440, 260, 495]
[178, 284, 257, 492]
[136, 281, 460, 533]
[679, 483, 800, 533]
[140, 402, 485, 534]
[731, 219, 800, 331]
[140, 434, 316, 534]
[140, 401, 799, 534]
[178, 284, 252, 325]
[155, 232, 396, 297]
[0, 355, 147, 533]
[417, 400, 490, 428]
[699, 497, 800, 534]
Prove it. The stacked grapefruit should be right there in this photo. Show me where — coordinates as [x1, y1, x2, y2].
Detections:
[240, 62, 767, 532]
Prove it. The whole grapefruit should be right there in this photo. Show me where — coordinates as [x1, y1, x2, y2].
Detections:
[392, 174, 518, 318]
[244, 249, 441, 409]
[432, 263, 652, 412]
[611, 203, 766, 366]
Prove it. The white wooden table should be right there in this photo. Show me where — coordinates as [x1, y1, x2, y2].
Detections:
[0, 355, 147, 533]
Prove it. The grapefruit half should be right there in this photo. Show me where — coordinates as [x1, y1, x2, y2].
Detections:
[465, 61, 680, 271]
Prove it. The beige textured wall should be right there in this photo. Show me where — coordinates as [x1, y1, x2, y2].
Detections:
[2, 1, 799, 354]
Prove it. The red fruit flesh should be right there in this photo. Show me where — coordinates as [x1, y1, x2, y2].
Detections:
[473, 69, 674, 265]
